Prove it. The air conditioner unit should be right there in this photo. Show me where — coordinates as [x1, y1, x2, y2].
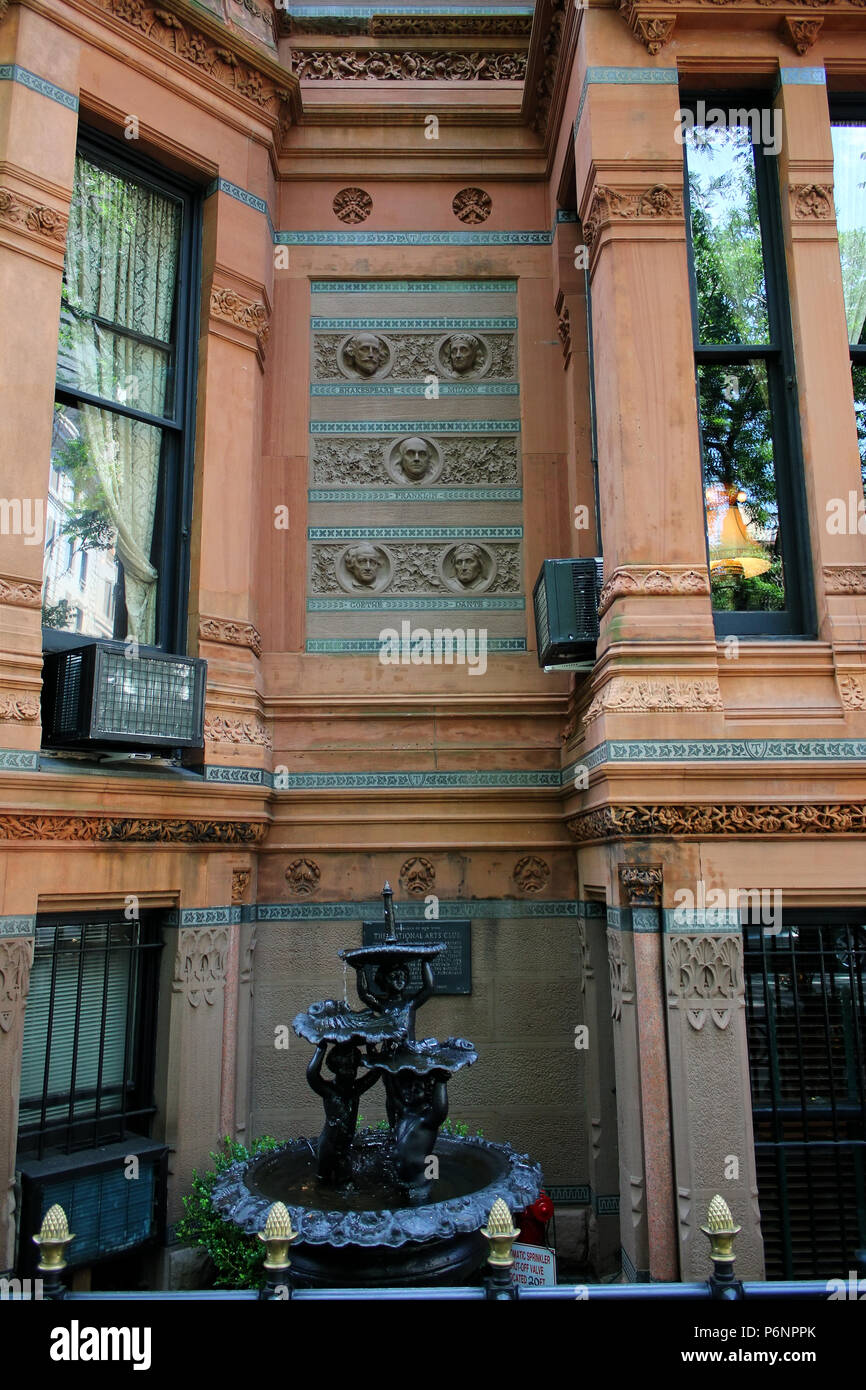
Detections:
[533, 559, 604, 670]
[41, 641, 206, 752]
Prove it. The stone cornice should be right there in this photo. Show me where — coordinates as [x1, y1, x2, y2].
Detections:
[281, 14, 535, 39]
[522, 0, 581, 149]
[614, 0, 866, 57]
[568, 802, 866, 841]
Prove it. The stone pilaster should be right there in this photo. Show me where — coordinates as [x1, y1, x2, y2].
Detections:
[0, 932, 34, 1268]
[577, 900, 620, 1274]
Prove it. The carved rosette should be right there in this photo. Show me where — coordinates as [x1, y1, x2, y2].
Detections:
[173, 926, 230, 1006]
[399, 856, 435, 896]
[619, 1, 677, 53]
[598, 566, 710, 617]
[291, 51, 527, 81]
[512, 855, 550, 894]
[0, 575, 42, 608]
[666, 934, 742, 1031]
[0, 695, 40, 722]
[204, 714, 272, 748]
[285, 858, 321, 896]
[452, 188, 492, 225]
[790, 184, 834, 220]
[584, 677, 723, 723]
[823, 565, 866, 594]
[0, 937, 34, 1033]
[780, 14, 823, 49]
[199, 616, 263, 658]
[583, 183, 684, 252]
[607, 930, 633, 1021]
[231, 869, 251, 903]
[0, 187, 69, 245]
[0, 815, 267, 844]
[209, 287, 269, 355]
[568, 801, 866, 842]
[333, 188, 372, 224]
[619, 864, 663, 907]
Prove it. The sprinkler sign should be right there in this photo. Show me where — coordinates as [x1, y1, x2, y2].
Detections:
[511, 1243, 557, 1288]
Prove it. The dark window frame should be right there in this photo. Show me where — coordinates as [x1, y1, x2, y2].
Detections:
[44, 126, 202, 658]
[681, 91, 816, 639]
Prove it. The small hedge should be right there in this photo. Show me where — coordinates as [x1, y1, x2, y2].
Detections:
[176, 1136, 279, 1289]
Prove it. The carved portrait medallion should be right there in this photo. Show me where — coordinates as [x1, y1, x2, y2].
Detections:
[336, 541, 394, 594]
[436, 331, 491, 380]
[385, 434, 443, 486]
[438, 541, 497, 594]
[337, 331, 393, 380]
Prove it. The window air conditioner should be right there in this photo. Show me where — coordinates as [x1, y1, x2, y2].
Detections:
[532, 559, 604, 670]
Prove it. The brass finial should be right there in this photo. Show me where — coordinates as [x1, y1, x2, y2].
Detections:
[701, 1194, 741, 1266]
[481, 1197, 520, 1267]
[258, 1202, 298, 1271]
[33, 1204, 74, 1271]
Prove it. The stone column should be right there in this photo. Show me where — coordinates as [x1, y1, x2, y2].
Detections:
[578, 900, 620, 1275]
[0, 929, 34, 1269]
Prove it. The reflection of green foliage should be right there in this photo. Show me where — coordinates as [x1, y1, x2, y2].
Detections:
[175, 1136, 279, 1290]
[852, 364, 866, 492]
[710, 559, 785, 612]
[41, 598, 74, 629]
[52, 425, 115, 553]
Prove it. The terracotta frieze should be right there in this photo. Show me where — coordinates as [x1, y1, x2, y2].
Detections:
[0, 574, 42, 608]
[598, 565, 710, 616]
[666, 934, 742, 1032]
[0, 937, 33, 1033]
[204, 713, 272, 748]
[290, 51, 527, 81]
[0, 695, 39, 722]
[209, 286, 269, 353]
[584, 677, 723, 723]
[568, 802, 866, 841]
[823, 565, 866, 593]
[0, 186, 69, 244]
[199, 615, 263, 658]
[0, 815, 267, 843]
[583, 184, 684, 251]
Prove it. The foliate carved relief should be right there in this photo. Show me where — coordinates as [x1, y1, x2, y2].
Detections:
[0, 937, 34, 1033]
[0, 575, 42, 608]
[173, 926, 230, 1007]
[199, 616, 263, 658]
[583, 184, 684, 248]
[607, 930, 633, 1021]
[531, 0, 566, 135]
[598, 566, 710, 616]
[619, 2, 677, 53]
[619, 864, 663, 906]
[823, 565, 866, 594]
[204, 714, 272, 748]
[838, 675, 866, 709]
[584, 677, 723, 722]
[369, 14, 533, 36]
[231, 869, 251, 903]
[666, 934, 743, 1031]
[311, 541, 519, 596]
[210, 287, 269, 353]
[512, 855, 550, 893]
[285, 858, 321, 896]
[312, 434, 520, 487]
[0, 188, 69, 244]
[291, 50, 527, 81]
[315, 332, 514, 382]
[576, 920, 593, 994]
[780, 14, 823, 49]
[452, 188, 492, 224]
[0, 815, 267, 843]
[567, 802, 866, 842]
[790, 184, 834, 220]
[400, 856, 435, 896]
[333, 188, 372, 224]
[0, 695, 40, 722]
[240, 923, 257, 987]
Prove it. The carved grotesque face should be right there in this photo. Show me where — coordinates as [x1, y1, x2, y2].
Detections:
[347, 333, 381, 376]
[453, 545, 483, 586]
[448, 335, 478, 374]
[379, 963, 408, 996]
[345, 543, 380, 587]
[399, 437, 430, 481]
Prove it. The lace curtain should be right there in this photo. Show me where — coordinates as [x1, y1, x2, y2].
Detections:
[62, 155, 180, 642]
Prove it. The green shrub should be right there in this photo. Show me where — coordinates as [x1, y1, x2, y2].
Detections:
[175, 1135, 279, 1289]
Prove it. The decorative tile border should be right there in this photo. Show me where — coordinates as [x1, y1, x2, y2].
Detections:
[257, 898, 581, 920]
[0, 914, 36, 937]
[287, 6, 535, 15]
[306, 637, 526, 652]
[311, 280, 519, 293]
[267, 768, 558, 789]
[310, 419, 521, 434]
[164, 906, 242, 927]
[594, 1193, 620, 1216]
[571, 739, 866, 773]
[310, 383, 520, 396]
[575, 65, 678, 135]
[309, 487, 522, 503]
[204, 765, 268, 785]
[276, 230, 553, 245]
[605, 906, 662, 934]
[311, 316, 517, 330]
[205, 177, 270, 218]
[307, 595, 525, 611]
[664, 909, 741, 933]
[779, 66, 825, 84]
[0, 66, 78, 111]
[0, 751, 39, 771]
[308, 525, 522, 539]
[547, 1184, 591, 1204]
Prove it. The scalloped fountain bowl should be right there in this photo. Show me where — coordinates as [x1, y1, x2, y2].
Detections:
[211, 1131, 543, 1288]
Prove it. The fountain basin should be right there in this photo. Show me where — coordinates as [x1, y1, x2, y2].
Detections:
[210, 1132, 542, 1288]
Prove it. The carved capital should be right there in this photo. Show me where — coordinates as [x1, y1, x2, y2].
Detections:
[209, 286, 269, 354]
[823, 564, 866, 594]
[790, 183, 834, 220]
[598, 565, 710, 616]
[584, 677, 723, 723]
[0, 575, 42, 608]
[199, 615, 262, 657]
[619, 1, 677, 53]
[780, 14, 823, 50]
[666, 933, 742, 1031]
[231, 868, 251, 903]
[204, 713, 272, 748]
[619, 863, 663, 906]
[0, 186, 69, 245]
[0, 937, 34, 1033]
[583, 183, 683, 251]
[173, 925, 230, 1006]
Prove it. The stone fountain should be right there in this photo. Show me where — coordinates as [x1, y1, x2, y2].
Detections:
[211, 882, 542, 1287]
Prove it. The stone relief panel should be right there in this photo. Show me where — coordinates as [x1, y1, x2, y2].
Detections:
[311, 434, 521, 487]
[313, 331, 516, 382]
[311, 541, 520, 596]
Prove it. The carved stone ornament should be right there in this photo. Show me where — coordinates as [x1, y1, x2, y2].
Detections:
[240, 923, 257, 987]
[666, 933, 742, 1031]
[555, 292, 571, 364]
[400, 856, 436, 896]
[90, 0, 296, 123]
[790, 184, 834, 220]
[0, 815, 267, 844]
[385, 435, 444, 487]
[368, 14, 533, 36]
[583, 184, 684, 249]
[512, 855, 550, 894]
[231, 869, 251, 903]
[285, 858, 321, 896]
[311, 541, 518, 597]
[173, 926, 230, 1006]
[607, 930, 633, 1021]
[438, 542, 498, 595]
[598, 566, 710, 616]
[619, 864, 663, 906]
[0, 575, 42, 608]
[0, 695, 40, 722]
[576, 919, 593, 994]
[333, 187, 372, 225]
[335, 542, 395, 594]
[291, 50, 527, 81]
[0, 187, 69, 244]
[0, 937, 34, 1033]
[823, 565, 866, 594]
[314, 331, 513, 383]
[335, 332, 393, 380]
[199, 616, 262, 658]
[838, 675, 866, 709]
[312, 434, 520, 487]
[452, 188, 492, 225]
[437, 332, 493, 380]
[619, 1, 677, 53]
[584, 677, 723, 723]
[204, 714, 272, 748]
[567, 802, 866, 842]
[780, 14, 823, 49]
[531, 0, 566, 135]
[209, 286, 269, 353]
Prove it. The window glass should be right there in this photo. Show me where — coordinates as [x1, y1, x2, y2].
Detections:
[831, 121, 866, 491]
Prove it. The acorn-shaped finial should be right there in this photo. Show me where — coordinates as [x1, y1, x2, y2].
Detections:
[258, 1201, 298, 1271]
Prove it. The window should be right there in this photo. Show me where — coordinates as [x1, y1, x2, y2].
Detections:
[42, 132, 200, 653]
[682, 99, 814, 636]
[830, 105, 866, 494]
[18, 912, 163, 1160]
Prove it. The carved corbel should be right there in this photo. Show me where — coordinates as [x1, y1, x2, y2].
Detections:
[780, 16, 823, 54]
[618, 1, 677, 55]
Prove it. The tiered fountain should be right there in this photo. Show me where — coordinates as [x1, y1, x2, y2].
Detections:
[212, 883, 542, 1287]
